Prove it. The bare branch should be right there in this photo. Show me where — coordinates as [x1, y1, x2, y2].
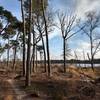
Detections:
[93, 41, 100, 56]
[66, 25, 85, 40]
[0, 23, 9, 35]
[78, 24, 90, 37]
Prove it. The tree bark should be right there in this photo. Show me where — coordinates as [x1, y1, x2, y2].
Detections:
[37, 14, 46, 72]
[12, 33, 20, 72]
[25, 0, 32, 86]
[35, 46, 37, 72]
[63, 38, 66, 73]
[90, 35, 94, 71]
[42, 0, 50, 77]
[21, 0, 26, 76]
[32, 25, 35, 73]
[13, 47, 16, 71]
[41, 35, 46, 72]
[7, 37, 10, 68]
[32, 45, 35, 72]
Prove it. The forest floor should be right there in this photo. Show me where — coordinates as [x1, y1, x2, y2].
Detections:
[0, 64, 100, 100]
[0, 72, 17, 100]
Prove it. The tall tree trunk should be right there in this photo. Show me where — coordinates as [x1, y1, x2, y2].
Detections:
[12, 33, 19, 72]
[25, 0, 32, 86]
[32, 25, 35, 73]
[32, 45, 35, 72]
[63, 38, 66, 73]
[7, 37, 10, 68]
[83, 50, 87, 70]
[30, 29, 35, 75]
[37, 14, 46, 72]
[13, 47, 17, 71]
[42, 0, 50, 77]
[41, 36, 46, 72]
[30, 44, 35, 73]
[35, 46, 37, 72]
[90, 36, 94, 71]
[21, 0, 26, 76]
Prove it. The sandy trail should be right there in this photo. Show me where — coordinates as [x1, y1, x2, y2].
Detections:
[7, 79, 26, 100]
[0, 79, 17, 100]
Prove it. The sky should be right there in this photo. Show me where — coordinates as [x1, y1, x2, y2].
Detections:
[0, 0, 100, 60]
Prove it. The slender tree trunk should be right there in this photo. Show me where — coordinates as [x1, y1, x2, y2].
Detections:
[37, 15, 46, 72]
[90, 36, 94, 71]
[25, 0, 32, 86]
[21, 0, 26, 76]
[39, 27, 46, 72]
[63, 38, 66, 73]
[91, 55, 94, 71]
[7, 37, 10, 68]
[32, 25, 35, 73]
[13, 47, 17, 71]
[30, 45, 35, 73]
[40, 51, 42, 61]
[41, 36, 46, 72]
[42, 0, 50, 77]
[83, 50, 87, 70]
[35, 47, 37, 72]
[32, 45, 35, 72]
[30, 28, 35, 75]
[12, 33, 20, 72]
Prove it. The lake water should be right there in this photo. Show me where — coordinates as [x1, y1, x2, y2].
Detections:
[75, 64, 100, 67]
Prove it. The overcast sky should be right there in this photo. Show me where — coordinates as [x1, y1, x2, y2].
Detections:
[0, 0, 100, 60]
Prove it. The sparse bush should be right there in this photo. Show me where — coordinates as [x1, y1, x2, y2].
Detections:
[14, 74, 22, 79]
[80, 86, 95, 98]
[22, 92, 39, 99]
[57, 67, 64, 73]
[52, 91, 64, 100]
[50, 85, 67, 100]
[66, 72, 73, 78]
[29, 92, 39, 97]
[94, 77, 100, 84]
[68, 95, 80, 100]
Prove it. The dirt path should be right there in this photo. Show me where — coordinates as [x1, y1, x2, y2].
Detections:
[0, 80, 27, 100]
[0, 77, 44, 100]
[0, 70, 27, 100]
[7, 79, 26, 100]
[0, 78, 17, 100]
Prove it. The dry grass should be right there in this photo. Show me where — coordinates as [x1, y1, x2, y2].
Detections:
[4, 95, 13, 100]
[0, 62, 100, 100]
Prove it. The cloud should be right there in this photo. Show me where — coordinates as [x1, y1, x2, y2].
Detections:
[75, 0, 100, 19]
[53, 0, 100, 18]
[67, 39, 90, 60]
[70, 40, 100, 60]
[49, 0, 100, 40]
[78, 41, 90, 50]
[95, 52, 100, 58]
